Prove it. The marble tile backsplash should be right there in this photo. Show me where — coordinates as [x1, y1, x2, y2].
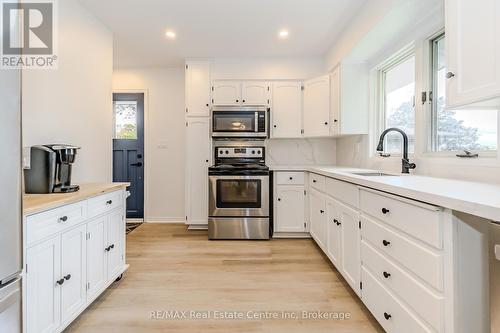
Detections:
[266, 138, 337, 167]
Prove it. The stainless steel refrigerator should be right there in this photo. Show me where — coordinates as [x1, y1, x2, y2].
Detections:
[0, 13, 23, 332]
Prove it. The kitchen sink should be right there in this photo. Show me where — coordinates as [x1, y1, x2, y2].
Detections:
[349, 172, 399, 177]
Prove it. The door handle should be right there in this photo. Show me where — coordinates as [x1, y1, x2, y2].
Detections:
[130, 162, 143, 167]
[56, 278, 65, 286]
[64, 274, 72, 281]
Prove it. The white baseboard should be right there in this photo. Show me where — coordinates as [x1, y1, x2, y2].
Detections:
[126, 218, 144, 223]
[145, 217, 186, 223]
[272, 232, 311, 239]
[187, 224, 208, 230]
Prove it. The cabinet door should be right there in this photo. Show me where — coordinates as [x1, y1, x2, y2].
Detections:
[60, 225, 87, 325]
[271, 82, 303, 138]
[303, 75, 330, 137]
[446, 0, 500, 107]
[212, 81, 241, 105]
[185, 61, 210, 117]
[185, 117, 210, 225]
[309, 189, 327, 249]
[106, 210, 124, 280]
[326, 198, 341, 268]
[241, 81, 270, 106]
[86, 216, 107, 300]
[338, 201, 360, 295]
[330, 67, 341, 136]
[26, 236, 61, 333]
[275, 185, 305, 232]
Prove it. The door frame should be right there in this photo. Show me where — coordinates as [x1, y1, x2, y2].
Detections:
[112, 89, 149, 222]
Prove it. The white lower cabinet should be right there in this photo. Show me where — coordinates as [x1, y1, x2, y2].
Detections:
[86, 217, 107, 301]
[337, 200, 360, 294]
[309, 189, 327, 249]
[60, 225, 87, 327]
[303, 173, 450, 332]
[26, 236, 61, 333]
[275, 185, 306, 233]
[24, 189, 127, 333]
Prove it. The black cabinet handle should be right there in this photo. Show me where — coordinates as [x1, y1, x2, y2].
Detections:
[206, 103, 209, 107]
[105, 246, 111, 252]
[110, 244, 115, 250]
[64, 274, 72, 281]
[382, 240, 391, 247]
[56, 278, 65, 286]
[446, 72, 455, 79]
[59, 216, 68, 222]
[106, 200, 113, 205]
[382, 208, 390, 214]
[236, 99, 239, 103]
[289, 177, 293, 180]
[383, 271, 391, 279]
[384, 312, 392, 320]
[273, 125, 277, 128]
[320, 210, 324, 214]
[333, 219, 341, 226]
[242, 99, 246, 103]
[333, 119, 338, 123]
[277, 198, 281, 201]
[313, 179, 317, 183]
[324, 122, 328, 125]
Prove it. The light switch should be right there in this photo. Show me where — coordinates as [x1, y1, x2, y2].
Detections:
[22, 147, 31, 169]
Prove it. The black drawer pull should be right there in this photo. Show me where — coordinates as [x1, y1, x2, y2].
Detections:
[313, 179, 317, 183]
[56, 278, 65, 286]
[320, 210, 324, 214]
[110, 244, 115, 250]
[106, 200, 113, 205]
[382, 240, 391, 247]
[382, 208, 390, 214]
[59, 216, 68, 222]
[289, 177, 293, 180]
[64, 274, 72, 281]
[383, 271, 391, 279]
[384, 312, 392, 320]
[105, 246, 111, 252]
[277, 198, 281, 201]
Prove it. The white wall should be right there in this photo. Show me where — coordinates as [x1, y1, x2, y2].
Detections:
[112, 68, 185, 222]
[22, 0, 113, 183]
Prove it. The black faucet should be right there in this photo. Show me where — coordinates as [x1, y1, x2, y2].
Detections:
[376, 128, 416, 174]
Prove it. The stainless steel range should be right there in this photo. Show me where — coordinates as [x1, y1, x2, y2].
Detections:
[208, 140, 270, 240]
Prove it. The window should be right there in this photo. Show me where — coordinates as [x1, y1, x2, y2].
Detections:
[430, 33, 498, 152]
[380, 53, 416, 154]
[113, 100, 138, 139]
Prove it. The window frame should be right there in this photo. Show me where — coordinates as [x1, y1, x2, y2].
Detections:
[425, 31, 498, 157]
[375, 45, 416, 157]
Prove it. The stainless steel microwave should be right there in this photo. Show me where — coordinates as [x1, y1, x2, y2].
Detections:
[211, 106, 268, 138]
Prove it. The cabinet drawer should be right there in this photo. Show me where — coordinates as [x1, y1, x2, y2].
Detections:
[359, 189, 442, 249]
[309, 174, 326, 192]
[361, 267, 433, 333]
[361, 215, 443, 291]
[326, 178, 358, 208]
[276, 172, 305, 185]
[362, 241, 444, 331]
[27, 201, 86, 245]
[88, 191, 122, 218]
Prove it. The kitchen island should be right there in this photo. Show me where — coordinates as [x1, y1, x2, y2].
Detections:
[22, 183, 129, 333]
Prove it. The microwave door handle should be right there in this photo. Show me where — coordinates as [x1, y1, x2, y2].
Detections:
[255, 112, 258, 132]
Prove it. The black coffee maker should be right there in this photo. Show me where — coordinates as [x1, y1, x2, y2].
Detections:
[24, 144, 81, 194]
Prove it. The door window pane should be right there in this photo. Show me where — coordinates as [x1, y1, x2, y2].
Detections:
[431, 34, 498, 151]
[114, 101, 138, 139]
[383, 55, 416, 153]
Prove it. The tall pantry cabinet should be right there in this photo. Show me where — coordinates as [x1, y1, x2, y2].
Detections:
[185, 60, 211, 227]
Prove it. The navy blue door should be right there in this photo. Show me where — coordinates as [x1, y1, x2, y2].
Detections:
[113, 93, 144, 218]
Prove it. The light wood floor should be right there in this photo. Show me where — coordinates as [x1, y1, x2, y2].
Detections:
[65, 223, 384, 333]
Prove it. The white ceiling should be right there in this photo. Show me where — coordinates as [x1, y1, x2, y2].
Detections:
[78, 0, 367, 68]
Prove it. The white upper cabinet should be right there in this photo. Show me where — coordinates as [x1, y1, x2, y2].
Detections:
[185, 60, 211, 117]
[185, 117, 211, 226]
[330, 63, 368, 136]
[271, 81, 303, 138]
[446, 0, 500, 107]
[241, 81, 271, 106]
[212, 81, 241, 106]
[303, 75, 331, 137]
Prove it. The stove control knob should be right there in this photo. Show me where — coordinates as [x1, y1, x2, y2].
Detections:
[252, 150, 256, 154]
[225, 150, 229, 154]
[257, 150, 261, 154]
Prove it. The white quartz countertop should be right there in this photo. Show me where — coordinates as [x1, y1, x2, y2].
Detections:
[271, 165, 500, 222]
